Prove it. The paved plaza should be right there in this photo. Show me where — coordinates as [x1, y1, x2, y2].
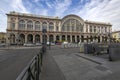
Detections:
[0, 47, 40, 80]
[1, 45, 120, 80]
[40, 46, 120, 80]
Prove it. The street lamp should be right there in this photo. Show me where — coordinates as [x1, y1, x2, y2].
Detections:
[42, 28, 47, 52]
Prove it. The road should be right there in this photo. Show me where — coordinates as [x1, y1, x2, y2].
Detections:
[0, 48, 40, 80]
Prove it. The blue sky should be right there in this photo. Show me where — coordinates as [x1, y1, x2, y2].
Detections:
[0, 0, 120, 32]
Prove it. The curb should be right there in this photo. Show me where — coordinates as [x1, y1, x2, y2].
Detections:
[75, 54, 102, 65]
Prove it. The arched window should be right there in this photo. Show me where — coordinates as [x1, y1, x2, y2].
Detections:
[10, 33, 15, 44]
[62, 25, 65, 31]
[62, 15, 84, 33]
[27, 21, 33, 30]
[35, 34, 40, 43]
[80, 23, 83, 32]
[19, 20, 25, 30]
[42, 22, 47, 30]
[71, 24, 74, 31]
[49, 22, 54, 31]
[76, 20, 80, 32]
[35, 21, 40, 31]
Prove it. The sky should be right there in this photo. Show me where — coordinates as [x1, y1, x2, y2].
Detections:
[0, 0, 120, 32]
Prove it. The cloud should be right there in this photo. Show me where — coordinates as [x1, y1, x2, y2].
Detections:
[45, 0, 53, 8]
[0, 0, 29, 32]
[76, 0, 120, 31]
[10, 0, 29, 13]
[54, 0, 72, 16]
[0, 0, 120, 32]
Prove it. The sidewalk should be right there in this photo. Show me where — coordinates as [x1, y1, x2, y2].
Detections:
[0, 46, 41, 50]
[39, 47, 66, 80]
[39, 46, 120, 80]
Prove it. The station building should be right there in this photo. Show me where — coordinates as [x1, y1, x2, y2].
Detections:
[6, 11, 112, 44]
[0, 32, 6, 43]
[112, 31, 120, 42]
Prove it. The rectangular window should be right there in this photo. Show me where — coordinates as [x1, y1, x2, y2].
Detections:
[11, 23, 15, 30]
[94, 26, 96, 33]
[90, 26, 92, 32]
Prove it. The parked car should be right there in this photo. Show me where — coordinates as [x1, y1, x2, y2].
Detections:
[35, 43, 42, 46]
[51, 42, 55, 46]
[46, 42, 55, 46]
[56, 42, 62, 45]
[23, 43, 34, 47]
[62, 41, 68, 45]
[0, 43, 6, 47]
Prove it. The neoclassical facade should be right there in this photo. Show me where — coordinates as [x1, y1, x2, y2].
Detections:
[6, 11, 112, 44]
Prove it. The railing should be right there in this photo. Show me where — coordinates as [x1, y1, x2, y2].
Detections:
[16, 48, 45, 80]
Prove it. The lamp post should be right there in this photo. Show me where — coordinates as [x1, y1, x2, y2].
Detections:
[42, 28, 47, 52]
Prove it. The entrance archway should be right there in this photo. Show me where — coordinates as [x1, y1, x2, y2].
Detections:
[90, 36, 93, 42]
[81, 35, 84, 42]
[42, 35, 47, 43]
[72, 35, 75, 43]
[10, 33, 15, 44]
[67, 35, 70, 42]
[98, 36, 100, 43]
[19, 34, 25, 44]
[27, 34, 33, 43]
[62, 35, 65, 41]
[49, 35, 54, 42]
[35, 34, 40, 43]
[56, 35, 59, 41]
[77, 36, 80, 42]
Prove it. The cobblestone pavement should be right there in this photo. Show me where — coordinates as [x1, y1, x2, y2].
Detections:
[40, 45, 120, 80]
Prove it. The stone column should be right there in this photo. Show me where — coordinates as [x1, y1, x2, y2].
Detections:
[54, 35, 56, 42]
[15, 17, 18, 30]
[88, 24, 90, 33]
[41, 34, 43, 43]
[59, 22, 61, 32]
[6, 33, 10, 44]
[100, 36, 102, 43]
[79, 35, 81, 43]
[15, 33, 18, 44]
[70, 35, 72, 43]
[33, 35, 35, 43]
[100, 27, 102, 33]
[33, 21, 35, 31]
[92, 26, 94, 33]
[25, 34, 27, 43]
[60, 35, 62, 41]
[65, 35, 67, 41]
[40, 22, 42, 31]
[75, 20, 76, 32]
[25, 21, 27, 30]
[75, 35, 77, 42]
